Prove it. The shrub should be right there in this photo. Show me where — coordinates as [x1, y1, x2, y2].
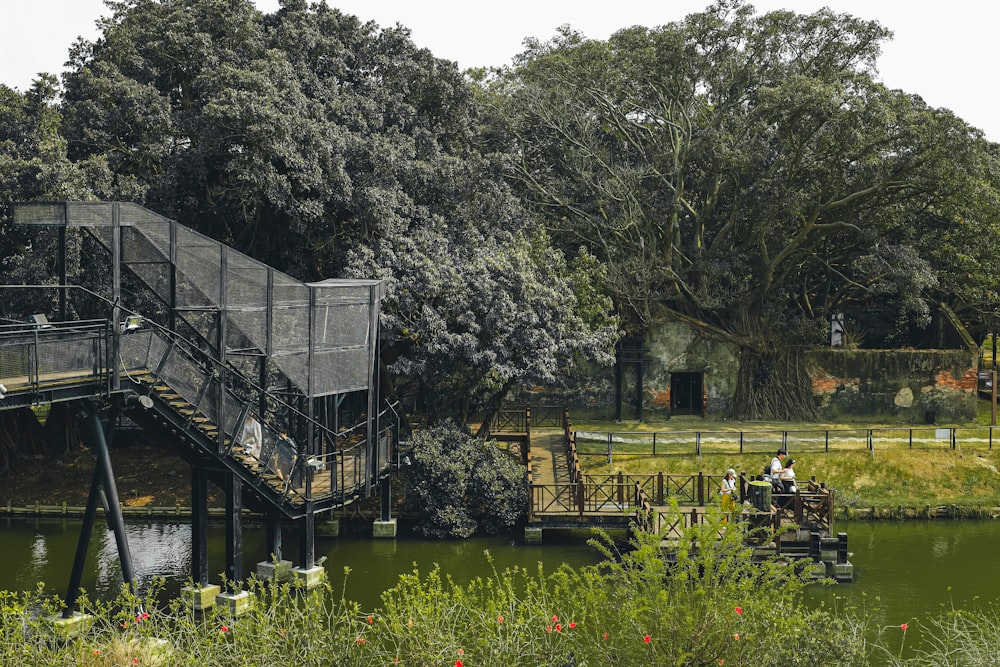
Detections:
[403, 419, 528, 538]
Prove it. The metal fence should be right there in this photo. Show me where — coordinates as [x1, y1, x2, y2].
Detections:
[575, 425, 1000, 462]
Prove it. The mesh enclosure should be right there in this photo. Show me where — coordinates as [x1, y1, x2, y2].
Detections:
[175, 226, 220, 307]
[9, 201, 383, 399]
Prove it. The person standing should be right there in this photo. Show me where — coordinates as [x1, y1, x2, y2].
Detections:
[720, 468, 737, 521]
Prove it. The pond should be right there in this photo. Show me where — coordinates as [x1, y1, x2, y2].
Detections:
[2, 515, 998, 627]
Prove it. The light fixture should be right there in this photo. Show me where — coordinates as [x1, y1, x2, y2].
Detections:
[0, 383, 6, 400]
[121, 315, 143, 333]
[138, 395, 154, 409]
[31, 314, 52, 329]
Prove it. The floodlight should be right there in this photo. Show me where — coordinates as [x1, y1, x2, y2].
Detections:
[31, 314, 52, 329]
[121, 315, 143, 332]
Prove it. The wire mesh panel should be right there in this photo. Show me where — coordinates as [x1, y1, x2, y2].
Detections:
[225, 252, 269, 352]
[175, 226, 220, 307]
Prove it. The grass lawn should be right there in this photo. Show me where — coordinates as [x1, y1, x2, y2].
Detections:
[567, 398, 1000, 511]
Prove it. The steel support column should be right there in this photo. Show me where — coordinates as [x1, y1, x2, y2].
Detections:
[224, 472, 243, 587]
[191, 467, 209, 586]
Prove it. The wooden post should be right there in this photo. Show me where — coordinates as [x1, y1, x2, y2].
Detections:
[697, 472, 704, 506]
[617, 471, 624, 507]
[657, 472, 664, 505]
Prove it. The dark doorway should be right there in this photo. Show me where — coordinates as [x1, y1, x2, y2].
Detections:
[670, 372, 703, 416]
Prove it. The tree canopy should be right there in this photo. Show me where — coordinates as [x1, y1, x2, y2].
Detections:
[2, 0, 998, 421]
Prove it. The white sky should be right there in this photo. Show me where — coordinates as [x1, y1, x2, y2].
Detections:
[2, 1, 997, 141]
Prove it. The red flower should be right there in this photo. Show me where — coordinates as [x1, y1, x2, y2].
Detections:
[555, 623, 563, 632]
[220, 625, 229, 633]
[455, 661, 464, 667]
[92, 650, 100, 656]
[552, 615, 559, 622]
[644, 635, 652, 644]
[142, 612, 149, 620]
[568, 622, 576, 629]
[546, 625, 553, 633]
[900, 623, 909, 631]
[497, 615, 504, 624]
[136, 615, 143, 623]
[132, 659, 138, 665]
[718, 660, 725, 665]
[356, 637, 365, 645]
[367, 615, 374, 625]
[458, 649, 464, 656]
[734, 607, 743, 615]
[603, 632, 609, 640]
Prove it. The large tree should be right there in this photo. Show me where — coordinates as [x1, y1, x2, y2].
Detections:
[495, 0, 999, 418]
[54, 0, 618, 424]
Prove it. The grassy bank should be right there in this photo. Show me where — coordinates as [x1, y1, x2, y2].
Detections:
[571, 401, 1000, 513]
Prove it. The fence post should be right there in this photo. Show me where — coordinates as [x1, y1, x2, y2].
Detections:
[577, 482, 584, 518]
[825, 430, 829, 453]
[617, 471, 624, 507]
[657, 472, 664, 505]
[909, 429, 913, 449]
[739, 431, 744, 454]
[697, 472, 704, 506]
[607, 432, 612, 465]
[696, 432, 701, 458]
[867, 430, 873, 451]
[952, 429, 957, 450]
[652, 432, 656, 456]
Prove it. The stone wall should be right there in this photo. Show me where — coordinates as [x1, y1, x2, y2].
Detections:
[520, 311, 979, 424]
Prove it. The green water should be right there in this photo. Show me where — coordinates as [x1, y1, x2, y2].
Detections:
[2, 516, 997, 625]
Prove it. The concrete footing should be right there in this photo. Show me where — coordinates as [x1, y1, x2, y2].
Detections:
[181, 584, 221, 612]
[46, 611, 93, 641]
[317, 518, 340, 537]
[257, 559, 293, 583]
[291, 565, 326, 590]
[215, 590, 253, 617]
[372, 518, 397, 538]
[524, 527, 543, 544]
[832, 560, 854, 582]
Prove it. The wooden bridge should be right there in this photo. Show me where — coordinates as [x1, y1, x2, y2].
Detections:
[491, 405, 848, 578]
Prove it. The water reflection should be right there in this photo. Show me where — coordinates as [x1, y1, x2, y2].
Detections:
[3, 517, 1000, 622]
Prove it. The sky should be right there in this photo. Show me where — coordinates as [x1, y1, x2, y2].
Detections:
[2, 1, 998, 141]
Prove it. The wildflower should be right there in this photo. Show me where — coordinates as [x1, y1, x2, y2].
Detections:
[136, 615, 143, 623]
[546, 625, 553, 633]
[497, 615, 505, 624]
[455, 661, 464, 667]
[458, 648, 464, 655]
[367, 615, 374, 625]
[733, 633, 740, 641]
[92, 649, 100, 656]
[734, 607, 743, 615]
[718, 660, 725, 665]
[644, 635, 652, 644]
[142, 612, 149, 620]
[603, 632, 609, 640]
[407, 619, 414, 627]
[356, 637, 365, 645]
[552, 615, 559, 622]
[555, 623, 563, 632]
[133, 659, 139, 665]
[900, 623, 909, 631]
[221, 625, 229, 633]
[568, 622, 576, 629]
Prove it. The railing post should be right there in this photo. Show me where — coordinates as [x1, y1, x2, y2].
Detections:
[739, 431, 743, 454]
[652, 432, 656, 456]
[607, 432, 613, 464]
[657, 471, 664, 505]
[696, 432, 701, 457]
[909, 429, 913, 449]
[825, 430, 829, 453]
[810, 531, 821, 562]
[577, 482, 584, 518]
[617, 471, 624, 507]
[697, 472, 704, 506]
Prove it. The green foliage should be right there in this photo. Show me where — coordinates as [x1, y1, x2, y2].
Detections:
[403, 420, 528, 538]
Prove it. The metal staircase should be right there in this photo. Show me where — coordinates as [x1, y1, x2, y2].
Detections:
[1, 201, 395, 611]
